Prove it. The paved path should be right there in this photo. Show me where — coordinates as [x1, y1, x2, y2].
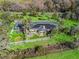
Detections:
[8, 37, 50, 45]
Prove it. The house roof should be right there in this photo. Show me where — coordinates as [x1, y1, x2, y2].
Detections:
[30, 21, 58, 31]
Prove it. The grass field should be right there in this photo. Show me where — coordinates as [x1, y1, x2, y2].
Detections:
[7, 32, 74, 51]
[27, 49, 79, 59]
[7, 38, 49, 51]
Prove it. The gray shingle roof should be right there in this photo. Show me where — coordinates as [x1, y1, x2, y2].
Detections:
[30, 21, 58, 31]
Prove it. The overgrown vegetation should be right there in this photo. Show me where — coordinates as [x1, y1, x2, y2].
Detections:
[0, 0, 79, 59]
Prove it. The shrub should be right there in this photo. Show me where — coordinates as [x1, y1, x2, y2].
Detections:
[29, 34, 40, 39]
[1, 0, 14, 11]
[32, 0, 45, 11]
[44, 0, 54, 12]
[10, 3, 24, 11]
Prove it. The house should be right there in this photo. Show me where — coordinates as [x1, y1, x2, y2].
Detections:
[29, 21, 58, 36]
[10, 20, 58, 39]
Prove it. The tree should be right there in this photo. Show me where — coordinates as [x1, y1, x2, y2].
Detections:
[44, 0, 54, 12]
[1, 0, 14, 11]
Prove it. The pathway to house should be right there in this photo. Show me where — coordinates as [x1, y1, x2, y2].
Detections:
[8, 37, 50, 46]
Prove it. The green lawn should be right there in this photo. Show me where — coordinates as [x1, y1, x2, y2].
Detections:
[7, 39, 49, 51]
[27, 49, 79, 59]
[48, 33, 74, 45]
[62, 19, 79, 28]
[7, 32, 74, 51]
